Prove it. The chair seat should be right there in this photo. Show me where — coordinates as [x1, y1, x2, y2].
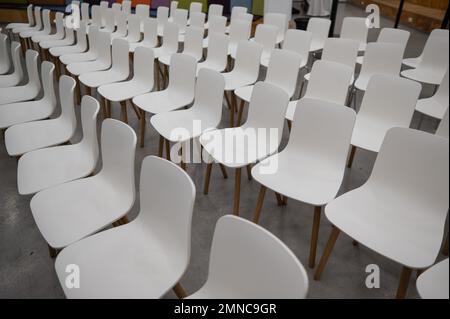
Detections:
[98, 80, 153, 102]
[0, 84, 39, 105]
[6, 23, 29, 30]
[133, 90, 193, 114]
[60, 52, 97, 65]
[261, 52, 308, 69]
[325, 186, 445, 269]
[30, 175, 134, 249]
[403, 57, 421, 69]
[252, 154, 344, 206]
[234, 85, 253, 102]
[224, 72, 256, 91]
[79, 70, 128, 88]
[200, 127, 279, 168]
[17, 144, 96, 195]
[356, 55, 363, 65]
[19, 29, 43, 38]
[54, 222, 182, 298]
[415, 98, 448, 120]
[160, 53, 201, 66]
[50, 44, 86, 58]
[32, 33, 62, 43]
[153, 47, 175, 59]
[40, 38, 74, 50]
[417, 259, 449, 299]
[310, 39, 325, 52]
[129, 42, 157, 53]
[197, 61, 226, 75]
[304, 72, 354, 84]
[67, 61, 110, 76]
[401, 68, 446, 85]
[351, 116, 399, 153]
[354, 73, 372, 91]
[0, 99, 53, 129]
[0, 72, 21, 89]
[285, 100, 299, 122]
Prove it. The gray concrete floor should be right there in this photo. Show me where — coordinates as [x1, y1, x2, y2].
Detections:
[0, 3, 448, 299]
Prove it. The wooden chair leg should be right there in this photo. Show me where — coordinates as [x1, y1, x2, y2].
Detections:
[287, 120, 292, 133]
[165, 139, 171, 161]
[130, 101, 141, 119]
[246, 164, 252, 181]
[158, 135, 164, 157]
[204, 163, 213, 195]
[352, 240, 359, 247]
[282, 196, 288, 206]
[173, 283, 187, 299]
[219, 164, 228, 179]
[275, 193, 284, 206]
[138, 110, 145, 147]
[86, 85, 91, 96]
[120, 101, 128, 124]
[347, 145, 356, 168]
[155, 61, 161, 91]
[48, 245, 58, 258]
[237, 100, 245, 126]
[233, 168, 242, 215]
[314, 226, 341, 280]
[253, 185, 267, 224]
[396, 267, 413, 299]
[224, 90, 232, 110]
[76, 78, 81, 105]
[442, 233, 449, 256]
[309, 206, 322, 268]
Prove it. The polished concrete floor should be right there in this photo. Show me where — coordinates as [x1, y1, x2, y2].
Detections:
[0, 3, 448, 299]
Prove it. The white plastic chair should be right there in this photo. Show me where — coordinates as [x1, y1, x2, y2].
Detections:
[151, 68, 225, 146]
[81, 2, 90, 23]
[264, 13, 287, 45]
[66, 30, 111, 76]
[50, 22, 88, 58]
[252, 98, 356, 268]
[303, 38, 359, 82]
[6, 4, 34, 32]
[357, 28, 410, 64]
[354, 42, 403, 91]
[90, 5, 102, 28]
[0, 50, 40, 105]
[122, 15, 142, 44]
[189, 12, 206, 29]
[200, 82, 290, 215]
[111, 2, 122, 12]
[54, 155, 195, 299]
[32, 12, 65, 44]
[240, 23, 277, 64]
[21, 8, 51, 40]
[0, 61, 56, 130]
[101, 9, 116, 33]
[79, 38, 130, 91]
[99, 1, 109, 27]
[401, 35, 449, 85]
[225, 6, 248, 33]
[129, 18, 158, 52]
[315, 127, 449, 299]
[340, 17, 368, 52]
[17, 96, 100, 195]
[160, 26, 203, 66]
[286, 60, 353, 122]
[98, 46, 154, 120]
[205, 4, 223, 29]
[30, 118, 137, 250]
[121, 0, 132, 14]
[416, 69, 449, 122]
[0, 42, 23, 89]
[197, 33, 229, 74]
[417, 259, 449, 299]
[228, 16, 252, 55]
[59, 25, 99, 65]
[4, 75, 77, 157]
[403, 29, 448, 68]
[306, 18, 331, 52]
[0, 34, 11, 75]
[110, 11, 128, 40]
[436, 109, 449, 139]
[169, 0, 179, 20]
[40, 26, 75, 51]
[173, 9, 188, 34]
[12, 6, 41, 35]
[202, 15, 227, 48]
[190, 1, 203, 15]
[156, 6, 169, 36]
[135, 4, 150, 19]
[133, 54, 196, 147]
[153, 22, 179, 59]
[188, 215, 309, 299]
[18, 7, 45, 39]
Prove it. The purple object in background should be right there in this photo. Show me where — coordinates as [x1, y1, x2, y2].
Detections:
[151, 0, 171, 8]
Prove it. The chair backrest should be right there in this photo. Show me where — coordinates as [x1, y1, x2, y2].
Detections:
[170, 0, 179, 17]
[26, 4, 35, 26]
[190, 12, 206, 28]
[208, 15, 226, 34]
[359, 74, 421, 129]
[157, 6, 169, 31]
[91, 5, 102, 27]
[96, 29, 112, 64]
[194, 68, 225, 125]
[377, 28, 410, 55]
[305, 60, 353, 105]
[0, 34, 10, 74]
[359, 42, 403, 78]
[34, 6, 43, 30]
[79, 95, 100, 163]
[419, 35, 449, 74]
[202, 215, 309, 299]
[54, 12, 65, 37]
[121, 0, 132, 14]
[254, 24, 278, 56]
[233, 41, 263, 83]
[208, 4, 223, 20]
[114, 11, 128, 36]
[174, 8, 188, 33]
[306, 18, 331, 50]
[161, 22, 180, 52]
[168, 53, 197, 98]
[264, 13, 287, 41]
[40, 61, 57, 110]
[8, 42, 24, 85]
[63, 26, 75, 44]
[340, 17, 368, 48]
[434, 69, 449, 108]
[266, 49, 302, 98]
[111, 38, 130, 76]
[205, 33, 229, 70]
[230, 6, 248, 21]
[290, 97, 356, 177]
[58, 75, 77, 134]
[127, 15, 142, 42]
[103, 9, 116, 32]
[229, 19, 251, 46]
[136, 4, 150, 18]
[100, 1, 109, 26]
[322, 38, 359, 72]
[81, 2, 90, 22]
[419, 29, 449, 58]
[190, 1, 203, 14]
[111, 2, 121, 11]
[41, 9, 52, 34]
[76, 21, 88, 50]
[136, 156, 196, 273]
[141, 18, 158, 47]
[283, 29, 312, 67]
[133, 46, 155, 88]
[99, 118, 136, 196]
[368, 127, 449, 217]
[25, 50, 41, 94]
[183, 26, 204, 60]
[436, 109, 449, 139]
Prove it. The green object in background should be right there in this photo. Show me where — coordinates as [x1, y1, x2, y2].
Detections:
[252, 0, 263, 16]
[176, 0, 207, 12]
